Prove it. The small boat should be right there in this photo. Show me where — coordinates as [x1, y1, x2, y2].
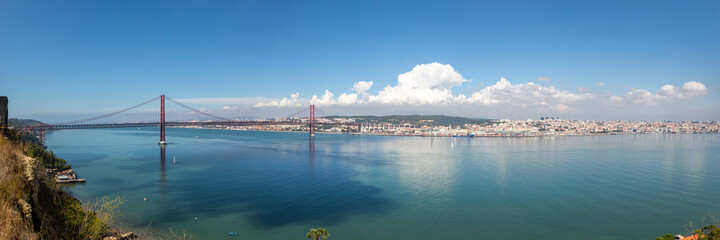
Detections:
[173, 155, 176, 164]
[229, 232, 237, 236]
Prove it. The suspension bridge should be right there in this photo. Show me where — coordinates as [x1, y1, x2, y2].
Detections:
[26, 95, 359, 144]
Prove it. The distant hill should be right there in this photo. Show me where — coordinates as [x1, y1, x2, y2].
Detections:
[9, 118, 45, 129]
[325, 115, 493, 127]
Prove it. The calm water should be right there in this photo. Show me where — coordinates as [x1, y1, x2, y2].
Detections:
[46, 128, 720, 239]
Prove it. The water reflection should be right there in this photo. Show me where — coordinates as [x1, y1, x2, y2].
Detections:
[135, 135, 398, 229]
[309, 137, 315, 169]
[159, 145, 167, 187]
[371, 137, 459, 200]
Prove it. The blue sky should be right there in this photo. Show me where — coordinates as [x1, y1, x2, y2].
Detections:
[1, 0, 718, 121]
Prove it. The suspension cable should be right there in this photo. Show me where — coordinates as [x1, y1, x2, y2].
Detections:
[52, 96, 162, 125]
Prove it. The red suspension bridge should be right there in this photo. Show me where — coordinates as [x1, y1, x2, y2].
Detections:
[26, 95, 359, 144]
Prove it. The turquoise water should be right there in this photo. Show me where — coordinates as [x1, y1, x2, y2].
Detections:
[46, 128, 720, 239]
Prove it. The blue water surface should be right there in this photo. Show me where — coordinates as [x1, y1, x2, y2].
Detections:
[46, 128, 720, 239]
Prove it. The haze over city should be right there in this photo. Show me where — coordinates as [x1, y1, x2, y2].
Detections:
[1, 1, 718, 121]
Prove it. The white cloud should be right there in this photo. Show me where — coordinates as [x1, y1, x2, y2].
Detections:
[368, 62, 468, 105]
[657, 84, 676, 98]
[251, 62, 710, 117]
[624, 88, 656, 104]
[554, 104, 572, 113]
[254, 92, 302, 107]
[623, 81, 708, 104]
[310, 90, 336, 106]
[398, 62, 467, 88]
[352, 81, 373, 95]
[465, 78, 593, 112]
[337, 93, 359, 105]
[537, 77, 551, 82]
[679, 81, 708, 99]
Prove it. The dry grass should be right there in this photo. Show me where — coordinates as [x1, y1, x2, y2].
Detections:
[2, 131, 187, 240]
[0, 135, 39, 239]
[1, 131, 121, 240]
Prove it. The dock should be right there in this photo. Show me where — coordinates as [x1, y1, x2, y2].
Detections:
[54, 168, 85, 183]
[56, 178, 86, 183]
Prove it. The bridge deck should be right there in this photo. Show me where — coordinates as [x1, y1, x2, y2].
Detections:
[29, 121, 358, 131]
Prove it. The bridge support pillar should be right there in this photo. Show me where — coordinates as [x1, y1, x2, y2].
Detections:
[159, 95, 167, 145]
[309, 105, 315, 137]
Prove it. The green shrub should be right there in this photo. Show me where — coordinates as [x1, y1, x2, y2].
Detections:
[656, 233, 675, 240]
[1, 129, 123, 240]
[60, 195, 124, 240]
[307, 228, 330, 240]
[658, 224, 720, 240]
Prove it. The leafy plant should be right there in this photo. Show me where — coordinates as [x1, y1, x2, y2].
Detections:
[656, 233, 675, 240]
[695, 225, 720, 240]
[306, 228, 330, 240]
[657, 224, 720, 240]
[61, 195, 125, 239]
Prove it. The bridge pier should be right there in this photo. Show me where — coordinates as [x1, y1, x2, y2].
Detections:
[309, 104, 315, 137]
[159, 95, 167, 145]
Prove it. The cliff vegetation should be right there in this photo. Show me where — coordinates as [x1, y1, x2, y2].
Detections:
[0, 128, 124, 239]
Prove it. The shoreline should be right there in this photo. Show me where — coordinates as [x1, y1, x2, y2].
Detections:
[167, 126, 718, 138]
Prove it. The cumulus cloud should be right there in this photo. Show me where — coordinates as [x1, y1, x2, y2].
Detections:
[253, 62, 709, 116]
[337, 93, 359, 105]
[254, 92, 302, 107]
[464, 77, 593, 112]
[625, 81, 708, 104]
[596, 82, 605, 87]
[368, 62, 468, 105]
[624, 88, 656, 104]
[303, 62, 470, 106]
[537, 77, 551, 82]
[679, 81, 708, 98]
[310, 90, 336, 106]
[352, 81, 373, 95]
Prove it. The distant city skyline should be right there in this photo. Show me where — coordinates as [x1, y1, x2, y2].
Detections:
[1, 0, 718, 122]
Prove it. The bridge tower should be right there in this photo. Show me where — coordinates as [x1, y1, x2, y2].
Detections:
[309, 104, 315, 137]
[159, 95, 167, 145]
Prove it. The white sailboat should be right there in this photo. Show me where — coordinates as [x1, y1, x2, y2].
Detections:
[173, 155, 176, 164]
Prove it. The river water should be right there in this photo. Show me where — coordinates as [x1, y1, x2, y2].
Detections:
[45, 128, 720, 239]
